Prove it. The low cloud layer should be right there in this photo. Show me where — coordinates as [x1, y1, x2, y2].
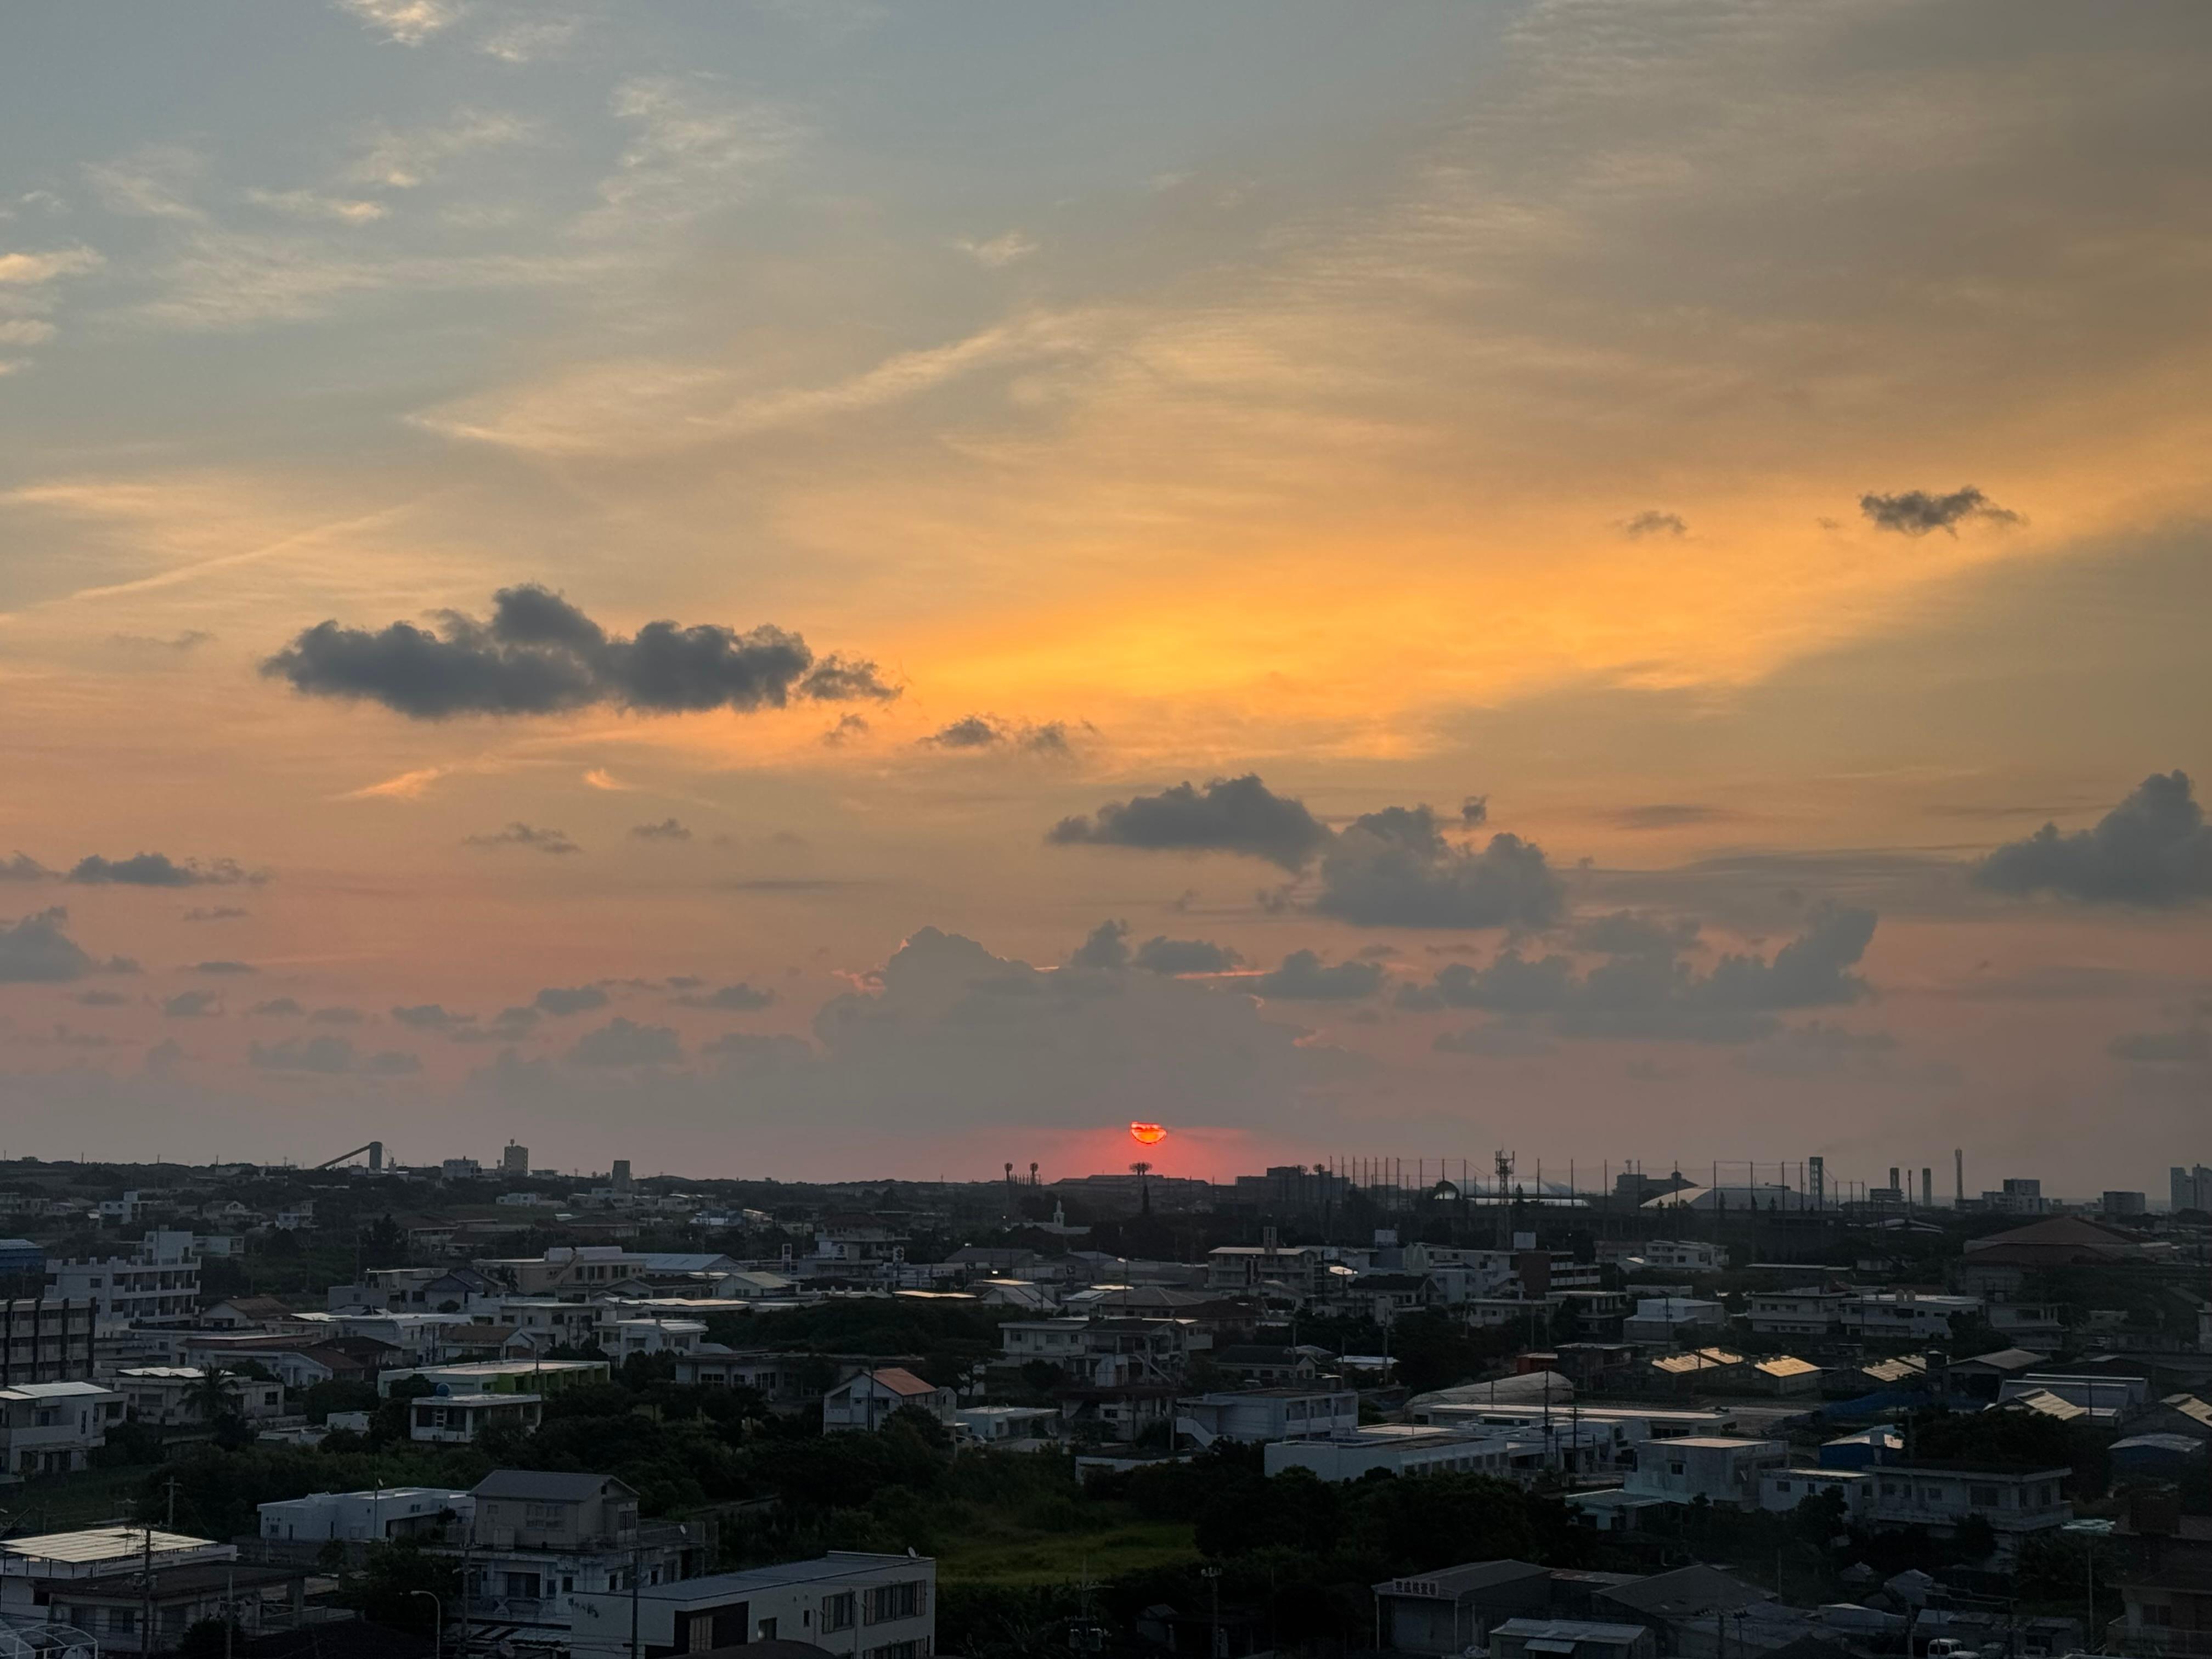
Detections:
[464, 823, 580, 856]
[925, 715, 1071, 754]
[1976, 771, 2212, 906]
[1396, 904, 1877, 1042]
[264, 584, 896, 720]
[1859, 486, 2020, 535]
[1315, 808, 1563, 930]
[1049, 775, 1330, 870]
[0, 910, 95, 984]
[67, 853, 254, 888]
[1251, 950, 1385, 1001]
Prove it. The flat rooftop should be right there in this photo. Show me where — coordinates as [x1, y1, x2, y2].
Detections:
[611, 1552, 933, 1604]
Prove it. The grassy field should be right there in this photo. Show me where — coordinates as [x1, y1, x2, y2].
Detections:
[934, 1517, 1198, 1586]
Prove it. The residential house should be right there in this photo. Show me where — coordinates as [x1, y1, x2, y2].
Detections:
[673, 1348, 829, 1406]
[378, 1358, 610, 1398]
[2114, 1554, 2212, 1657]
[0, 1524, 316, 1656]
[955, 1405, 1062, 1448]
[175, 1334, 396, 1391]
[565, 1550, 934, 1659]
[1638, 1242, 1726, 1273]
[1209, 1344, 1328, 1385]
[1758, 1468, 1872, 1519]
[1595, 1565, 1775, 1656]
[198, 1296, 308, 1332]
[0, 1381, 123, 1478]
[822, 1368, 954, 1432]
[1750, 1357, 1824, 1397]
[1945, 1347, 2049, 1401]
[1841, 1293, 1985, 1342]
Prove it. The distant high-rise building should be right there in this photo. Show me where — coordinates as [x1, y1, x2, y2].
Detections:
[502, 1142, 529, 1176]
[612, 1158, 633, 1193]
[2102, 1191, 2147, 1217]
[2173, 1165, 2212, 1214]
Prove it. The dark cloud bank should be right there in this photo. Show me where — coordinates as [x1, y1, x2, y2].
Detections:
[264, 585, 896, 720]
[1976, 771, 2212, 906]
[1859, 486, 2019, 535]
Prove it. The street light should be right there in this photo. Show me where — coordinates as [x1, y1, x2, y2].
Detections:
[409, 1589, 443, 1659]
[1200, 1566, 1222, 1659]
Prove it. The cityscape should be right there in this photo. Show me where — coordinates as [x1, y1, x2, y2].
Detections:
[7, 3, 2212, 1658]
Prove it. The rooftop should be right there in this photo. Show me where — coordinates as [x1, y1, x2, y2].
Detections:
[612, 1552, 930, 1604]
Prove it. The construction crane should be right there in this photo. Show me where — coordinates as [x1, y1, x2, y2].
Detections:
[312, 1141, 383, 1172]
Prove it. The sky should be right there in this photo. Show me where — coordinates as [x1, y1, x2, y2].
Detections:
[2, 0, 2209, 1191]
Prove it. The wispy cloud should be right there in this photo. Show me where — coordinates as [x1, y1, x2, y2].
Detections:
[0, 247, 104, 285]
[244, 189, 389, 225]
[335, 0, 461, 47]
[346, 110, 533, 190]
[957, 230, 1039, 268]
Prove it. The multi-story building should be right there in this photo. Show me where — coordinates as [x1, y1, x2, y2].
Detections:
[1863, 1462, 2071, 1539]
[1840, 1292, 1986, 1341]
[46, 1233, 200, 1336]
[408, 1390, 543, 1444]
[113, 1367, 285, 1429]
[1177, 1387, 1359, 1445]
[439, 1470, 699, 1645]
[0, 1381, 124, 1480]
[2170, 1166, 2212, 1215]
[1623, 1437, 1790, 1509]
[567, 1551, 935, 1659]
[1637, 1241, 1726, 1273]
[1205, 1244, 1326, 1296]
[1745, 1287, 1854, 1336]
[0, 1298, 98, 1386]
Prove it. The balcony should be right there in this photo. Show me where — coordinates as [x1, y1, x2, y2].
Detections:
[2109, 1624, 2212, 1658]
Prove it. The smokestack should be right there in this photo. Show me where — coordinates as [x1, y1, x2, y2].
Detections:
[1921, 1168, 1933, 1207]
[1889, 1166, 1900, 1195]
[1955, 1148, 1964, 1205]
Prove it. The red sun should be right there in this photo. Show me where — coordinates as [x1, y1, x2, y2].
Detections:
[1128, 1121, 1168, 1146]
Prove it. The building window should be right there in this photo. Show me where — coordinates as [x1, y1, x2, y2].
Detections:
[867, 1581, 926, 1622]
[1969, 1485, 2000, 1508]
[867, 1644, 923, 1659]
[823, 1593, 857, 1632]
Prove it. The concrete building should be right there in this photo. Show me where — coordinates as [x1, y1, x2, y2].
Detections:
[0, 1298, 98, 1386]
[1840, 1292, 1985, 1341]
[379, 1357, 611, 1398]
[1745, 1288, 1854, 1336]
[1267, 1423, 1614, 1485]
[0, 1381, 123, 1479]
[259, 1486, 475, 1544]
[113, 1367, 284, 1429]
[1621, 1299, 1726, 1344]
[1177, 1386, 1359, 1445]
[1205, 1243, 1326, 1296]
[1758, 1468, 1871, 1519]
[45, 1234, 200, 1335]
[1622, 1437, 1789, 1509]
[2171, 1166, 2212, 1214]
[444, 1470, 698, 1644]
[567, 1550, 934, 1659]
[1864, 1463, 2071, 1539]
[954, 1406, 1061, 1448]
[408, 1389, 543, 1444]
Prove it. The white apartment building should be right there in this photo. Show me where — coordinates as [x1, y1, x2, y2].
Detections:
[1177, 1387, 1359, 1445]
[1623, 1437, 1790, 1509]
[114, 1368, 284, 1429]
[259, 1487, 475, 1544]
[568, 1551, 935, 1659]
[46, 1233, 201, 1335]
[1621, 1298, 1727, 1344]
[1746, 1288, 1855, 1336]
[1266, 1423, 1616, 1485]
[1759, 1468, 1872, 1518]
[1638, 1241, 1726, 1273]
[1841, 1293, 1985, 1341]
[0, 1382, 123, 1479]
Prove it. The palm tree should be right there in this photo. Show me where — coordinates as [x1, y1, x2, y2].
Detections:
[186, 1364, 242, 1429]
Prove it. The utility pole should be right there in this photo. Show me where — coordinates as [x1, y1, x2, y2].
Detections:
[631, 1540, 644, 1659]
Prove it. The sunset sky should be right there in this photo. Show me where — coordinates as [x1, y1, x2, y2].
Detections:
[3, 0, 2208, 1189]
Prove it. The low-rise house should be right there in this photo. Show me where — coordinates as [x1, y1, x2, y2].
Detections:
[0, 1524, 317, 1655]
[1638, 1242, 1726, 1273]
[1863, 1461, 2071, 1540]
[2111, 1435, 2209, 1483]
[1818, 1426, 1901, 1468]
[408, 1389, 542, 1443]
[1944, 1347, 2048, 1401]
[1209, 1344, 1328, 1385]
[2135, 1393, 2212, 1443]
[1647, 1349, 1749, 1393]
[565, 1550, 934, 1659]
[1268, 1422, 1615, 1485]
[258, 1486, 475, 1544]
[0, 1381, 123, 1478]
[1623, 1437, 1788, 1509]
[1997, 1371, 2152, 1420]
[114, 1367, 284, 1428]
[822, 1367, 953, 1432]
[1177, 1386, 1359, 1445]
[199, 1296, 304, 1331]
[1986, 1301, 2066, 1352]
[2114, 1554, 2212, 1657]
[674, 1348, 827, 1406]
[1594, 1565, 1774, 1652]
